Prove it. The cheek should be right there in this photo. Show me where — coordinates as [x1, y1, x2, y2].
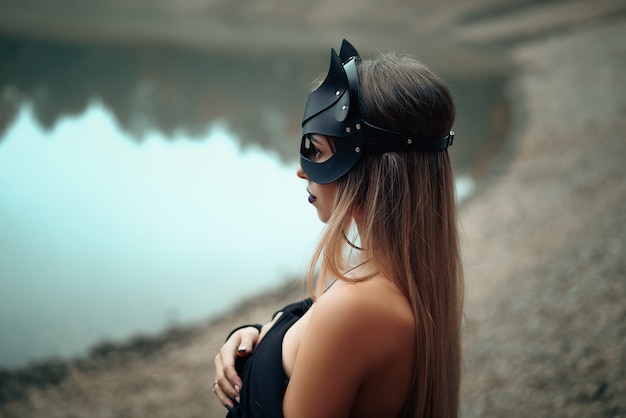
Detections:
[321, 184, 338, 204]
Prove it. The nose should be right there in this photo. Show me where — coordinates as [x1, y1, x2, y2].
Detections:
[296, 164, 308, 179]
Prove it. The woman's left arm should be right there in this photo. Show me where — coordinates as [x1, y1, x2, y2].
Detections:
[283, 286, 379, 418]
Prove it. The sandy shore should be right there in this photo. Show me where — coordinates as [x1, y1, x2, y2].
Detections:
[1, 5, 625, 418]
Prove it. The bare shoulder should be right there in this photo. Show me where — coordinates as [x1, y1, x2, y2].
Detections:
[316, 278, 413, 321]
[283, 278, 415, 417]
[311, 279, 415, 358]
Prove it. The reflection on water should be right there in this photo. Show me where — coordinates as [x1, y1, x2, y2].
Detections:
[0, 34, 318, 162]
[0, 34, 508, 173]
[0, 35, 506, 367]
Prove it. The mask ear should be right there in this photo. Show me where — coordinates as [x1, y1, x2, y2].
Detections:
[339, 39, 359, 62]
[301, 48, 347, 130]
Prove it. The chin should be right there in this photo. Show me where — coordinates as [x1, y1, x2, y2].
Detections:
[317, 212, 331, 223]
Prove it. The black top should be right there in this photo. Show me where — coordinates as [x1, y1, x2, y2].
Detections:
[226, 298, 313, 418]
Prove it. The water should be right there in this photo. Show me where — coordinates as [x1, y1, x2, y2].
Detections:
[0, 102, 327, 367]
[0, 36, 504, 368]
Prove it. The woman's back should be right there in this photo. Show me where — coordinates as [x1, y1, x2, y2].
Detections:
[282, 271, 416, 418]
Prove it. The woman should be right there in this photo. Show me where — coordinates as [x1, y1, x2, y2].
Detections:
[213, 39, 463, 418]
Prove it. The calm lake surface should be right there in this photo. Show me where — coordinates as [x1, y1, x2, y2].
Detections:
[0, 35, 507, 367]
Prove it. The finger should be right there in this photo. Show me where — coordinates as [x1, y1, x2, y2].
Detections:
[212, 378, 236, 409]
[235, 328, 259, 356]
[220, 346, 244, 396]
[215, 349, 242, 401]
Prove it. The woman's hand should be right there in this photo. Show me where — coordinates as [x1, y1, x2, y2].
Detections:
[213, 325, 261, 409]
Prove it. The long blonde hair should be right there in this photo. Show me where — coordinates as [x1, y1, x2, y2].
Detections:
[307, 53, 463, 418]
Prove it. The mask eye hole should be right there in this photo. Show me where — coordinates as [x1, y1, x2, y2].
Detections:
[301, 134, 334, 163]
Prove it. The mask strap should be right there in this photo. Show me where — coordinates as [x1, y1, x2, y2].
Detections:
[362, 120, 454, 154]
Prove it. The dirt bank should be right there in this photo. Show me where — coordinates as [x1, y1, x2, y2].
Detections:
[459, 19, 626, 417]
[1, 6, 625, 418]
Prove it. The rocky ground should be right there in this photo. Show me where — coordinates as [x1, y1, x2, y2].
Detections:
[1, 1, 625, 417]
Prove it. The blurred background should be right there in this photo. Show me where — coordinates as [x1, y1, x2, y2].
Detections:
[0, 0, 515, 368]
[0, 0, 621, 371]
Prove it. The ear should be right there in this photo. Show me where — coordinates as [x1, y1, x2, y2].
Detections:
[339, 39, 359, 62]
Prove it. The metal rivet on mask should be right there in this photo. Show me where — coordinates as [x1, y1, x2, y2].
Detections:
[335, 90, 341, 96]
[355, 147, 361, 153]
[346, 127, 351, 133]
[342, 105, 347, 111]
[356, 123, 361, 130]
[407, 138, 413, 145]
